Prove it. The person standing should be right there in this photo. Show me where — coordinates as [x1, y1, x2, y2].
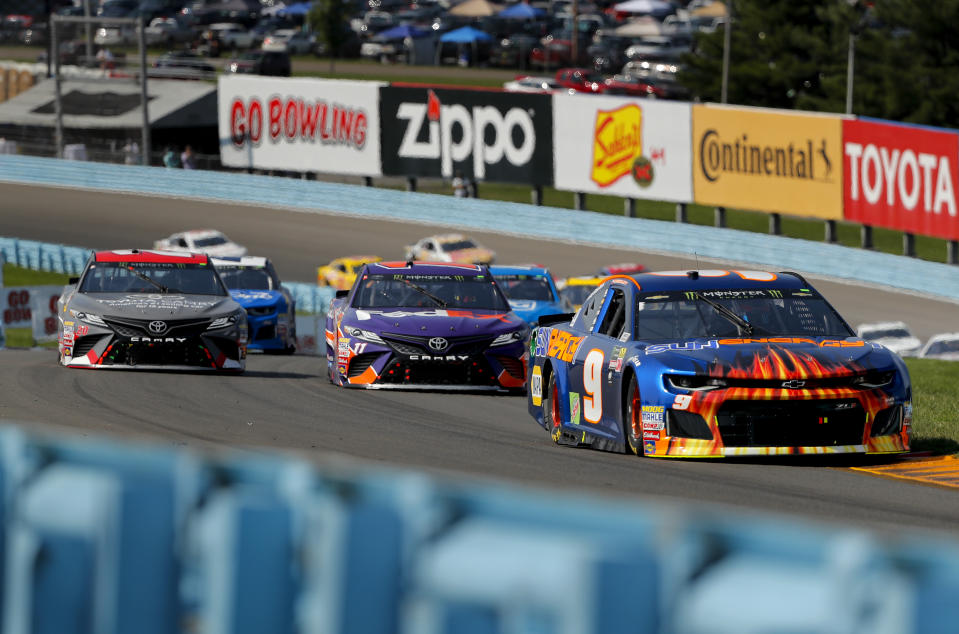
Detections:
[452, 170, 467, 198]
[180, 145, 197, 169]
[163, 146, 180, 168]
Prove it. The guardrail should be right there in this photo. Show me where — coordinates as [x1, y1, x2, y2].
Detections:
[0, 422, 957, 634]
[3, 155, 959, 302]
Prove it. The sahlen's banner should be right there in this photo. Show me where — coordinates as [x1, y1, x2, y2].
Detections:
[218, 75, 383, 175]
[692, 104, 844, 219]
[380, 86, 553, 185]
[844, 118, 959, 240]
[552, 94, 692, 202]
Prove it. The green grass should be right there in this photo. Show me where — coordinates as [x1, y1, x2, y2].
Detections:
[3, 263, 71, 286]
[905, 359, 959, 454]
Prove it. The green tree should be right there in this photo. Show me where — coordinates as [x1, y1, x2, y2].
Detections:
[309, 0, 349, 73]
[679, 0, 847, 111]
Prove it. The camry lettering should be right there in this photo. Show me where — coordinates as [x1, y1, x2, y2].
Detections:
[408, 354, 470, 361]
[131, 337, 188, 343]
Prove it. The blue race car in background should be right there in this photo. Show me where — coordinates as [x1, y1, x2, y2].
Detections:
[326, 261, 529, 391]
[211, 256, 296, 354]
[489, 265, 570, 326]
[528, 269, 912, 458]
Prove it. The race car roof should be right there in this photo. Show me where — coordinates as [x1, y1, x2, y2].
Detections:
[489, 265, 550, 276]
[94, 249, 209, 264]
[210, 256, 269, 268]
[632, 270, 806, 291]
[366, 261, 487, 276]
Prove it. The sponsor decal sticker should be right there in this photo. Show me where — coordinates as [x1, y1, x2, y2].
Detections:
[641, 405, 665, 429]
[592, 104, 642, 187]
[609, 346, 627, 372]
[534, 327, 549, 357]
[643, 431, 662, 440]
[548, 330, 584, 363]
[644, 441, 656, 455]
[569, 392, 581, 425]
[531, 365, 543, 406]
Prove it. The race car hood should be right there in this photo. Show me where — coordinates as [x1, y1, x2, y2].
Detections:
[229, 289, 283, 309]
[347, 307, 525, 336]
[70, 292, 240, 319]
[641, 337, 896, 376]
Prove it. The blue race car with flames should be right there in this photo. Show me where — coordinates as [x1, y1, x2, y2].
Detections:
[528, 270, 911, 458]
[326, 261, 529, 390]
[211, 256, 296, 354]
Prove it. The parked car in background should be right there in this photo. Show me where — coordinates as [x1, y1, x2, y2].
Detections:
[225, 49, 291, 76]
[204, 22, 256, 49]
[262, 29, 315, 55]
[856, 321, 922, 357]
[502, 75, 564, 93]
[602, 73, 665, 98]
[919, 333, 959, 361]
[144, 17, 194, 47]
[94, 25, 136, 47]
[555, 67, 605, 93]
[151, 50, 216, 79]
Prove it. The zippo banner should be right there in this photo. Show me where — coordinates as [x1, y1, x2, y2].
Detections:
[692, 104, 844, 219]
[218, 75, 384, 176]
[843, 118, 959, 240]
[552, 94, 692, 202]
[379, 86, 554, 185]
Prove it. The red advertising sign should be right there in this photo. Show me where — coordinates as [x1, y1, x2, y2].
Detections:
[844, 119, 959, 239]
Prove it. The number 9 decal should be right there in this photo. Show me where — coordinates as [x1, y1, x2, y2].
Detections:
[584, 349, 604, 423]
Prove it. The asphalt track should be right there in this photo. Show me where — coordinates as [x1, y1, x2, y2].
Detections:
[2, 182, 958, 538]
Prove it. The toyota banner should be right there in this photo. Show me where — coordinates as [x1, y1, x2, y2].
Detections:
[379, 86, 553, 185]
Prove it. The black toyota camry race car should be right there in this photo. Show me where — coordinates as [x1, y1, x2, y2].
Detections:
[57, 249, 248, 372]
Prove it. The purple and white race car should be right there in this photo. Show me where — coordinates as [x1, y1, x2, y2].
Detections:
[325, 261, 529, 391]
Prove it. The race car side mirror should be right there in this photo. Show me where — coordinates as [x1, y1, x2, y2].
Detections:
[537, 313, 575, 327]
[335, 290, 349, 299]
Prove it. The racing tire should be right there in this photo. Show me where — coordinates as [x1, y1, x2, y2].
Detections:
[542, 368, 563, 444]
[623, 374, 643, 456]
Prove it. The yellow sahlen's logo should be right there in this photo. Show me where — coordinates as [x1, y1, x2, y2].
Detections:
[592, 104, 642, 187]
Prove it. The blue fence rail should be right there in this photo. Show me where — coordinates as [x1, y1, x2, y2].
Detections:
[1, 423, 958, 634]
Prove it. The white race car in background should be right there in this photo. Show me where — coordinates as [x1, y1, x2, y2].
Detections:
[154, 229, 247, 258]
[855, 321, 922, 357]
[919, 333, 959, 361]
[403, 233, 495, 265]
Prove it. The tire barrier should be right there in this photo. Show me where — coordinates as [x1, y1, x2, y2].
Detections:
[0, 423, 957, 634]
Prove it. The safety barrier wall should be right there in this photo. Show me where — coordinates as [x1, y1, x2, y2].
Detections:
[0, 422, 958, 634]
[216, 76, 959, 244]
[3, 154, 959, 301]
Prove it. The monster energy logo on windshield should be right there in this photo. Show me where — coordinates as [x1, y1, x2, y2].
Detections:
[685, 292, 696, 300]
[770, 290, 783, 298]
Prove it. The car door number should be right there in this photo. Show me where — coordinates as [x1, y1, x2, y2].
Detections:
[583, 348, 604, 423]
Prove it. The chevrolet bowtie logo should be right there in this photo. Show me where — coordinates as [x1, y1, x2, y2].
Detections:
[781, 379, 806, 389]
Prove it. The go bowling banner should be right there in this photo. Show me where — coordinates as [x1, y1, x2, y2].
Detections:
[843, 118, 959, 240]
[218, 75, 384, 176]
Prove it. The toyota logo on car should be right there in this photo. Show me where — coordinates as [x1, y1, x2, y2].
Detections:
[148, 321, 168, 335]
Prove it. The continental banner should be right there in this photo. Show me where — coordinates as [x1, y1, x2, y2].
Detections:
[218, 75, 383, 175]
[552, 94, 692, 202]
[692, 105, 843, 219]
[844, 118, 959, 240]
[380, 86, 553, 185]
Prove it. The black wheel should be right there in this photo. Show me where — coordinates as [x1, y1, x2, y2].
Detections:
[624, 374, 643, 456]
[542, 369, 564, 444]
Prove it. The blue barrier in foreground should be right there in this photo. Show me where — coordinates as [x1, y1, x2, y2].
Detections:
[1, 423, 958, 634]
[3, 154, 959, 301]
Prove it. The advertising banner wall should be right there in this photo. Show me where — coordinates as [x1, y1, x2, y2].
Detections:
[553, 94, 692, 202]
[692, 104, 844, 219]
[380, 86, 553, 184]
[218, 75, 383, 175]
[843, 118, 959, 240]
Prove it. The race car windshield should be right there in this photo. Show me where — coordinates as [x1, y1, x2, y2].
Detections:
[495, 276, 555, 301]
[926, 339, 959, 355]
[635, 289, 853, 340]
[353, 274, 510, 311]
[440, 240, 477, 252]
[193, 236, 228, 247]
[79, 262, 228, 296]
[217, 267, 273, 290]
